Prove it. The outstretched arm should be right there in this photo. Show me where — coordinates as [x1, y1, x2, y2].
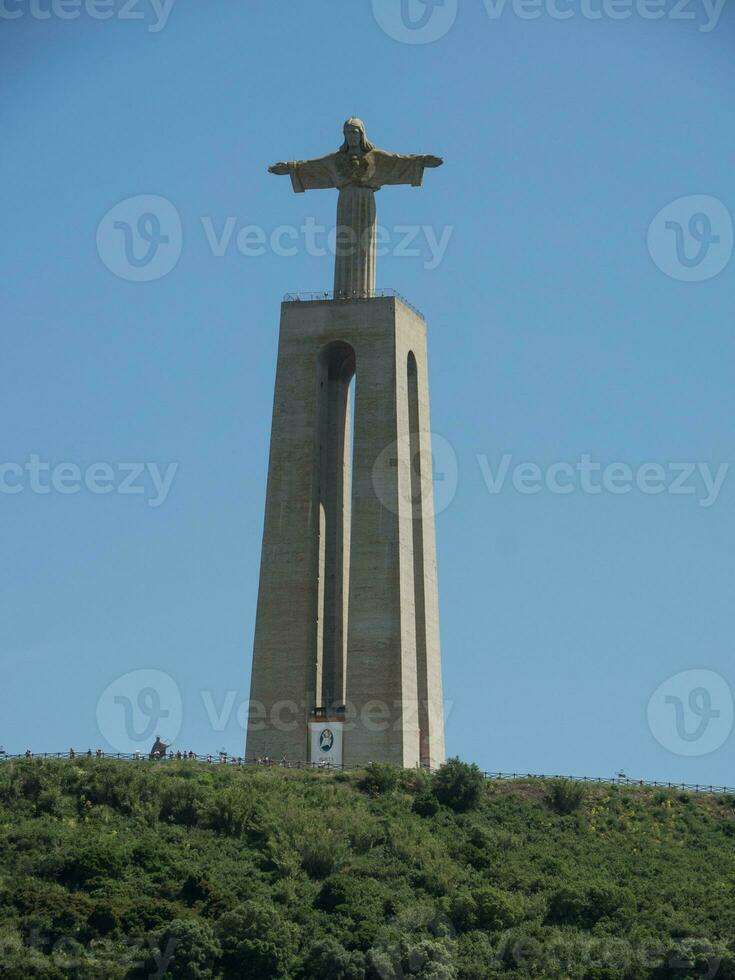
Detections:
[267, 155, 337, 193]
[373, 151, 444, 188]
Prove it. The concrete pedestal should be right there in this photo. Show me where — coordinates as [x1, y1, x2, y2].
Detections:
[246, 295, 445, 769]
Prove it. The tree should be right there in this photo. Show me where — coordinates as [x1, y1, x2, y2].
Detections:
[151, 919, 221, 980]
[300, 937, 365, 979]
[548, 779, 586, 815]
[473, 886, 522, 932]
[432, 759, 484, 812]
[216, 901, 297, 979]
[358, 763, 399, 796]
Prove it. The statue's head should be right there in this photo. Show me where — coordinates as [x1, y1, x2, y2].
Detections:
[340, 117, 374, 154]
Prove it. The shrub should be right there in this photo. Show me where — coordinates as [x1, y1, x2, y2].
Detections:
[199, 787, 264, 839]
[316, 877, 348, 913]
[370, 934, 455, 980]
[651, 940, 735, 980]
[449, 889, 478, 932]
[299, 829, 348, 878]
[432, 758, 484, 812]
[399, 768, 432, 795]
[159, 780, 204, 827]
[77, 761, 143, 815]
[35, 789, 62, 817]
[299, 937, 365, 980]
[217, 901, 297, 979]
[358, 763, 399, 796]
[456, 931, 496, 980]
[18, 763, 45, 803]
[86, 903, 120, 936]
[315, 876, 384, 921]
[546, 885, 588, 926]
[413, 790, 439, 817]
[473, 885, 523, 931]
[60, 841, 128, 888]
[546, 884, 635, 928]
[548, 779, 586, 815]
[152, 918, 221, 979]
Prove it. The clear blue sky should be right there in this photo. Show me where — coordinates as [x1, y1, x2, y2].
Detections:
[2, 1, 733, 784]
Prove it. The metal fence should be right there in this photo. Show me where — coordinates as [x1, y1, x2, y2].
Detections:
[0, 751, 732, 796]
[282, 287, 424, 320]
[481, 771, 735, 795]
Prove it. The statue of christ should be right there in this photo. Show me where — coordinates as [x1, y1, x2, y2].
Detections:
[268, 117, 443, 299]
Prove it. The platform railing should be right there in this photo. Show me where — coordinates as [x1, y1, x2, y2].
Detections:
[282, 287, 424, 320]
[0, 751, 732, 796]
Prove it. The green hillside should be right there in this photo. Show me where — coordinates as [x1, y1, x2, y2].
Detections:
[1, 757, 733, 979]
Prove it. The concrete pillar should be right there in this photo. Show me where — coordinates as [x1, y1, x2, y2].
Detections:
[246, 295, 444, 769]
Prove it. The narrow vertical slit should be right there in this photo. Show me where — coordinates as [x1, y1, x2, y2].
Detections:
[408, 352, 429, 765]
[315, 342, 356, 713]
[342, 372, 356, 709]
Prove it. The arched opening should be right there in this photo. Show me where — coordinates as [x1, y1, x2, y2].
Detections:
[407, 351, 430, 765]
[314, 341, 356, 713]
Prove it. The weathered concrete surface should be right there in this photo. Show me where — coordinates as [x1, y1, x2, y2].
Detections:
[246, 296, 445, 768]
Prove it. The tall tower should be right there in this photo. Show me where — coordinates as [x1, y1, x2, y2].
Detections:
[246, 119, 445, 769]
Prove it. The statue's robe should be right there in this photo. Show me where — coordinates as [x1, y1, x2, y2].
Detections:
[284, 150, 428, 298]
[286, 150, 426, 194]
